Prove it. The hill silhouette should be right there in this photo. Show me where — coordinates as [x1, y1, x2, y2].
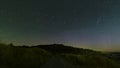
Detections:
[0, 43, 119, 68]
[32, 44, 101, 55]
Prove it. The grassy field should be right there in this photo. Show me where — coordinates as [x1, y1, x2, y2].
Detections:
[0, 43, 119, 68]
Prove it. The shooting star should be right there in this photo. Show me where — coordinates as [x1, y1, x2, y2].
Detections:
[96, 17, 101, 25]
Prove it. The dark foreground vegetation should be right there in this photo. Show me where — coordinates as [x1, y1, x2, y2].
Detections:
[0, 43, 120, 68]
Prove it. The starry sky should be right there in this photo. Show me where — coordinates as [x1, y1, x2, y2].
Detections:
[0, 0, 120, 51]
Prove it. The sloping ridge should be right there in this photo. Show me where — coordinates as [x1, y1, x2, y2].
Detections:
[32, 44, 99, 55]
[42, 55, 78, 68]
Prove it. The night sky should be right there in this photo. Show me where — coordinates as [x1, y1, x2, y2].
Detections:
[0, 0, 120, 51]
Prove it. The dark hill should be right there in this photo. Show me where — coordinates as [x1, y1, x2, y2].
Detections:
[32, 44, 102, 55]
[0, 43, 120, 68]
[30, 44, 120, 68]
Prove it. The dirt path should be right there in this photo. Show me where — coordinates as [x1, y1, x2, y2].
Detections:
[41, 55, 78, 68]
